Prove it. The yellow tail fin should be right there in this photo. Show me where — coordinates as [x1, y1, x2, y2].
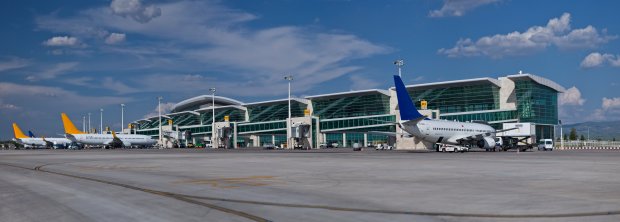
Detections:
[61, 113, 86, 134]
[12, 123, 29, 139]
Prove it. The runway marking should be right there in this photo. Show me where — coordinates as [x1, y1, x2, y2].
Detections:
[3, 161, 620, 219]
[0, 162, 270, 222]
[173, 176, 282, 188]
[74, 164, 160, 171]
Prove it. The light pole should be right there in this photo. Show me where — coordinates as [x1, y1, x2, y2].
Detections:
[284, 75, 293, 149]
[209, 88, 216, 148]
[121, 104, 125, 133]
[88, 113, 91, 133]
[100, 108, 104, 134]
[559, 120, 563, 150]
[83, 115, 86, 132]
[394, 59, 404, 77]
[158, 96, 163, 147]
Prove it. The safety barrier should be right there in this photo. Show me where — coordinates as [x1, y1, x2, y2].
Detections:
[560, 146, 620, 150]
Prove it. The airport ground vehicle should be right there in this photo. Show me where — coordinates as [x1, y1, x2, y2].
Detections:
[263, 144, 276, 149]
[437, 144, 469, 153]
[375, 144, 393, 150]
[538, 139, 554, 151]
[496, 123, 537, 152]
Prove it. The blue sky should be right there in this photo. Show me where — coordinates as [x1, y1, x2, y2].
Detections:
[1, 0, 619, 139]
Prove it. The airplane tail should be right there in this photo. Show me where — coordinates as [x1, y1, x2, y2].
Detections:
[28, 131, 36, 138]
[393, 75, 426, 121]
[61, 113, 86, 134]
[12, 123, 29, 139]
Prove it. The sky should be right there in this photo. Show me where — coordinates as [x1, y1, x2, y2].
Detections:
[0, 0, 619, 139]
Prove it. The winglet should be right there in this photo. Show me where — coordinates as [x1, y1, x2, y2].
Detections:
[61, 113, 86, 134]
[111, 131, 118, 139]
[393, 75, 425, 120]
[12, 123, 29, 139]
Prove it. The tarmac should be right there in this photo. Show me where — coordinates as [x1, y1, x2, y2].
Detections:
[1, 148, 619, 222]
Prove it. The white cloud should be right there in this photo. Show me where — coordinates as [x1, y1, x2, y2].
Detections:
[35, 1, 389, 97]
[559, 86, 585, 106]
[43, 36, 81, 47]
[581, 52, 620, 68]
[143, 102, 175, 118]
[349, 75, 380, 90]
[0, 57, 30, 72]
[439, 13, 616, 58]
[105, 33, 126, 44]
[110, 0, 161, 23]
[602, 97, 620, 110]
[590, 97, 620, 121]
[429, 0, 499, 18]
[0, 82, 131, 111]
[26, 62, 79, 81]
[0, 99, 20, 110]
[101, 77, 138, 94]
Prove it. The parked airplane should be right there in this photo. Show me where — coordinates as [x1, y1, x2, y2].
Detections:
[61, 113, 157, 148]
[393, 75, 513, 150]
[12, 123, 72, 148]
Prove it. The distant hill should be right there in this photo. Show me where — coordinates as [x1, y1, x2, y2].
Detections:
[562, 121, 620, 141]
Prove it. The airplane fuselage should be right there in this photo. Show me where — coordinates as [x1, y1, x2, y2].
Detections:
[15, 137, 72, 148]
[401, 119, 496, 145]
[71, 133, 157, 146]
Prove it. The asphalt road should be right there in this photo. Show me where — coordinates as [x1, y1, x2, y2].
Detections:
[1, 148, 619, 222]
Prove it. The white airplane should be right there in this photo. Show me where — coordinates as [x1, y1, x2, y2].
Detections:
[61, 113, 157, 148]
[393, 75, 513, 150]
[12, 123, 72, 148]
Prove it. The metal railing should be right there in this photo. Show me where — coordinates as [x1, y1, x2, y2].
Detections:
[556, 140, 620, 148]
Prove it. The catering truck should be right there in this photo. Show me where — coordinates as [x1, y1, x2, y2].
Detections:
[496, 123, 537, 152]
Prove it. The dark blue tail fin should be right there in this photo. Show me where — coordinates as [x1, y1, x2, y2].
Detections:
[28, 131, 36, 138]
[393, 75, 425, 120]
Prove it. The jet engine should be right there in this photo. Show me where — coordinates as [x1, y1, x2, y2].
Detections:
[477, 137, 496, 149]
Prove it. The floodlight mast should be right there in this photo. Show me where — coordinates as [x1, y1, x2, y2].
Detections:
[210, 88, 216, 148]
[121, 104, 125, 133]
[158, 96, 163, 148]
[100, 108, 104, 134]
[284, 75, 293, 149]
[394, 59, 404, 77]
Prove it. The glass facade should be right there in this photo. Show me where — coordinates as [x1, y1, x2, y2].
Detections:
[238, 121, 287, 134]
[199, 108, 246, 124]
[247, 101, 306, 122]
[409, 84, 499, 114]
[441, 110, 518, 123]
[312, 93, 391, 119]
[323, 125, 394, 147]
[182, 125, 212, 134]
[514, 80, 558, 125]
[256, 134, 287, 147]
[320, 115, 396, 131]
[170, 113, 200, 126]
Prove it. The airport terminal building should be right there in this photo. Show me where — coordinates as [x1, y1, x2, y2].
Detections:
[131, 73, 565, 149]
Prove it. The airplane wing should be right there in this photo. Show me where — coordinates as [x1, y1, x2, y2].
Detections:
[65, 133, 77, 142]
[454, 128, 519, 143]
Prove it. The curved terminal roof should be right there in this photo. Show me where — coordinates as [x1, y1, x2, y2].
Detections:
[171, 95, 244, 112]
[244, 98, 309, 106]
[305, 89, 390, 100]
[403, 77, 501, 90]
[506, 73, 566, 93]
